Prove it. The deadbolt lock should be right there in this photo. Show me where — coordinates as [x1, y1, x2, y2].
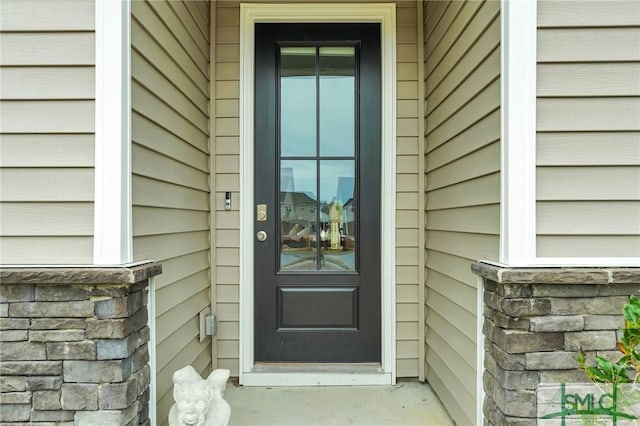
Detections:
[256, 204, 267, 222]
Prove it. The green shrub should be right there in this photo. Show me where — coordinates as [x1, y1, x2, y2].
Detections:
[577, 295, 640, 384]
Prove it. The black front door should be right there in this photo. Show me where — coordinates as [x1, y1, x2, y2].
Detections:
[254, 23, 381, 362]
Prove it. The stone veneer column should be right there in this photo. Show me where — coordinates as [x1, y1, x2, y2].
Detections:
[472, 262, 640, 426]
[0, 263, 161, 426]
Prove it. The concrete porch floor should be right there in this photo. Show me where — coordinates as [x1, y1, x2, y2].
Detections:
[224, 380, 454, 425]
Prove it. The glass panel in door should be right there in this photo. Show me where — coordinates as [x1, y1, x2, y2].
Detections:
[278, 45, 357, 273]
[319, 47, 356, 157]
[319, 160, 355, 271]
[280, 47, 317, 157]
[280, 160, 317, 271]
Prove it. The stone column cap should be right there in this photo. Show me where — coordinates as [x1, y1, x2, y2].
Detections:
[0, 262, 162, 285]
[472, 261, 640, 285]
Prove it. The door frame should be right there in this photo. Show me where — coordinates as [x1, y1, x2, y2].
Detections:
[239, 3, 396, 386]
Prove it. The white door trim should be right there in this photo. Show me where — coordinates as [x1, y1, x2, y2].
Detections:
[238, 3, 396, 386]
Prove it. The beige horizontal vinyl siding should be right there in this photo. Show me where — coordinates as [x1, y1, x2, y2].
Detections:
[0, 0, 95, 264]
[130, 1, 211, 424]
[537, 0, 640, 259]
[424, 1, 500, 424]
[213, 0, 423, 379]
[396, 0, 422, 379]
[214, 1, 240, 376]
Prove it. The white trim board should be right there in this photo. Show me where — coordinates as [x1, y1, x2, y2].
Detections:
[498, 1, 638, 268]
[499, 0, 537, 267]
[242, 372, 393, 387]
[535, 258, 640, 267]
[93, 0, 133, 265]
[239, 3, 397, 386]
[147, 277, 157, 426]
[476, 275, 485, 425]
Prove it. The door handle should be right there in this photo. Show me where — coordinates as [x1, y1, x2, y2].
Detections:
[256, 230, 267, 242]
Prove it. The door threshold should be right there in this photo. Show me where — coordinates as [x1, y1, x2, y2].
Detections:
[241, 364, 393, 386]
[253, 362, 381, 373]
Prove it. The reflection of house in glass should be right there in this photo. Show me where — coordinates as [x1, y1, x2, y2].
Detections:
[280, 191, 317, 247]
[279, 168, 356, 270]
[281, 167, 295, 193]
[336, 177, 355, 247]
[336, 176, 354, 205]
[342, 198, 355, 249]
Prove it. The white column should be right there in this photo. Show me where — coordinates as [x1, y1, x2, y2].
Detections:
[500, 0, 537, 266]
[93, 0, 132, 265]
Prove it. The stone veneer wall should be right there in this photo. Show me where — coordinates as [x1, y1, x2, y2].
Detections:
[0, 263, 161, 425]
[472, 262, 640, 425]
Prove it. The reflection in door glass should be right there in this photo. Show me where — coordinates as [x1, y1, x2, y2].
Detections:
[320, 160, 355, 271]
[280, 160, 317, 271]
[319, 47, 355, 157]
[278, 45, 358, 273]
[280, 47, 317, 157]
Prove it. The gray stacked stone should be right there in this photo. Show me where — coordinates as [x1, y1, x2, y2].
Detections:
[0, 263, 160, 426]
[473, 263, 640, 426]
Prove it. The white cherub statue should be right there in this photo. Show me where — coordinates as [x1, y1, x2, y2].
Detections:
[168, 366, 231, 426]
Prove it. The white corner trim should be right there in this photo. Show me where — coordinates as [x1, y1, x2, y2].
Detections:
[476, 275, 485, 425]
[94, 0, 133, 265]
[147, 277, 157, 426]
[499, 1, 637, 268]
[499, 0, 537, 267]
[239, 3, 396, 385]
